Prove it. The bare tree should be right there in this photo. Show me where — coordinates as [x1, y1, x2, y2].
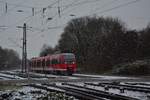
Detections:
[39, 44, 55, 56]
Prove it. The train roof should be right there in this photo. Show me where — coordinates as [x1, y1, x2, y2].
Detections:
[48, 53, 75, 56]
[31, 53, 75, 60]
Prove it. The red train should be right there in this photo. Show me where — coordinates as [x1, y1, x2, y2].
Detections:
[30, 53, 77, 75]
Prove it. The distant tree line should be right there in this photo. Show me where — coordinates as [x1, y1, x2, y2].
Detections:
[39, 44, 55, 57]
[40, 16, 150, 74]
[0, 46, 20, 70]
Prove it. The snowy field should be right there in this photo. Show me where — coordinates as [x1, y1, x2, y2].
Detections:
[0, 70, 150, 100]
[0, 85, 76, 100]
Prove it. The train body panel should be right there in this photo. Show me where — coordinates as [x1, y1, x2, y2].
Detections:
[30, 53, 76, 75]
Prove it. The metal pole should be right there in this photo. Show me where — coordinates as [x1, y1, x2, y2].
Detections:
[22, 39, 24, 73]
[23, 23, 27, 73]
[23, 23, 30, 82]
[22, 24, 25, 73]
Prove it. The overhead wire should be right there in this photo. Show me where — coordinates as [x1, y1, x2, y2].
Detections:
[20, 0, 118, 39]
[22, 0, 101, 27]
[0, 0, 28, 33]
[0, 0, 59, 50]
[93, 0, 119, 13]
[0, 1, 41, 9]
[21, 0, 79, 38]
[93, 0, 141, 15]
[0, 0, 142, 41]
[0, 0, 142, 33]
[0, 0, 144, 57]
[34, 0, 102, 37]
[0, 0, 101, 34]
[0, 0, 27, 18]
[8, 37, 22, 48]
[27, 0, 94, 38]
[51, 0, 102, 20]
[0, 0, 58, 33]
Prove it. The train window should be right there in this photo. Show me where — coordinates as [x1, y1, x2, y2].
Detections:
[34, 61, 37, 67]
[64, 54, 75, 60]
[36, 61, 38, 67]
[46, 59, 50, 66]
[58, 58, 61, 64]
[37, 60, 41, 67]
[46, 60, 48, 66]
[32, 61, 34, 67]
[52, 59, 58, 64]
[42, 60, 45, 66]
[32, 61, 33, 67]
[49, 59, 51, 65]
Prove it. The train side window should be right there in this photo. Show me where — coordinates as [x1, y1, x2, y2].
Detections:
[46, 60, 48, 66]
[35, 61, 37, 67]
[31, 61, 34, 67]
[52, 59, 58, 64]
[34, 61, 36, 67]
[38, 60, 41, 67]
[46, 59, 49, 66]
[37, 60, 39, 67]
[49, 59, 51, 65]
[42, 60, 45, 66]
[59, 59, 62, 64]
[51, 59, 54, 64]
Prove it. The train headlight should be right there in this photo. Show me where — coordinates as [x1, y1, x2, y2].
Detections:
[72, 62, 75, 64]
[65, 62, 67, 64]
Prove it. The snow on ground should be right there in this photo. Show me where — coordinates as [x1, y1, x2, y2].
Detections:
[63, 82, 150, 100]
[74, 74, 137, 80]
[13, 86, 47, 100]
[0, 85, 77, 100]
[83, 82, 149, 100]
[0, 76, 10, 80]
[122, 82, 150, 88]
[1, 70, 138, 80]
[0, 86, 47, 100]
[30, 72, 79, 79]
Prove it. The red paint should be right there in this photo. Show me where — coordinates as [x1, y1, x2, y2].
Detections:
[30, 53, 77, 74]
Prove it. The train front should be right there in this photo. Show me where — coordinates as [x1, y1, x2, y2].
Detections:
[62, 53, 77, 75]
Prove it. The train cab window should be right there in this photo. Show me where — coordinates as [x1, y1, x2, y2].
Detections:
[64, 54, 75, 64]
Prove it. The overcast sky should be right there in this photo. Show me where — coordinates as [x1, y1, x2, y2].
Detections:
[0, 0, 150, 58]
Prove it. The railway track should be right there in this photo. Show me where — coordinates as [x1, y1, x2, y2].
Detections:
[0, 75, 16, 79]
[0, 71, 149, 99]
[0, 72, 21, 79]
[125, 82, 150, 86]
[62, 83, 139, 100]
[85, 82, 150, 93]
[29, 83, 104, 100]
[0, 71, 50, 78]
[29, 83, 140, 100]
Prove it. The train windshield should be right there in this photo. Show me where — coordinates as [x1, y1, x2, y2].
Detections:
[63, 54, 75, 63]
